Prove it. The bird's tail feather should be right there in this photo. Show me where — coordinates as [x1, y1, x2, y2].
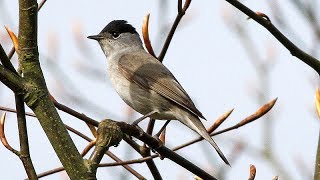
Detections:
[184, 115, 230, 166]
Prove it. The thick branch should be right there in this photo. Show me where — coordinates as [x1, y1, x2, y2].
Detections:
[0, 43, 17, 74]
[88, 120, 122, 175]
[18, 0, 90, 178]
[0, 64, 24, 92]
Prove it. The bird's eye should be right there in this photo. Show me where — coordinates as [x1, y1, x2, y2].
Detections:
[111, 32, 120, 39]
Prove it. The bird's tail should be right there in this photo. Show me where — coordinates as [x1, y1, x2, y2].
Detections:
[184, 115, 230, 166]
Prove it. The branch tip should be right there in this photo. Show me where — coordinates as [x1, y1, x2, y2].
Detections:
[315, 88, 320, 118]
[207, 108, 234, 133]
[4, 26, 19, 53]
[159, 128, 166, 145]
[142, 13, 156, 58]
[237, 98, 277, 126]
[249, 164, 256, 180]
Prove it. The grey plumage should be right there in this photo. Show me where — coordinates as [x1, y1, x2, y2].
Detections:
[88, 20, 229, 165]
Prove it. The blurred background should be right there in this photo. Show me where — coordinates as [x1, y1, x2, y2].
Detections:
[0, 0, 319, 179]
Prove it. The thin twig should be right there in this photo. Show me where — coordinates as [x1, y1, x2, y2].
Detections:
[0, 106, 144, 179]
[224, 0, 320, 74]
[143, 118, 162, 179]
[81, 140, 96, 157]
[99, 156, 156, 167]
[158, 0, 192, 62]
[172, 98, 277, 151]
[15, 94, 38, 179]
[117, 121, 218, 180]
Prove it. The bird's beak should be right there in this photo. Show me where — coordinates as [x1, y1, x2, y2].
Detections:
[87, 34, 104, 41]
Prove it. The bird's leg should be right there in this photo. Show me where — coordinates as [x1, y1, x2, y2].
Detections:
[132, 110, 157, 125]
[155, 120, 171, 137]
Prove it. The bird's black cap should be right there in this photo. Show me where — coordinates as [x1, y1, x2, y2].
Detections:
[100, 20, 137, 35]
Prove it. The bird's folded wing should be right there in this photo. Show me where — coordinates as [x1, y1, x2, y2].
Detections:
[118, 53, 206, 120]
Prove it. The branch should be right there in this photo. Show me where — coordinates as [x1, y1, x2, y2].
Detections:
[224, 0, 320, 75]
[0, 64, 25, 92]
[7, 0, 48, 60]
[172, 98, 277, 151]
[87, 120, 122, 175]
[18, 0, 90, 178]
[117, 121, 217, 180]
[158, 0, 192, 62]
[15, 95, 37, 179]
[0, 43, 17, 74]
[3, 107, 145, 180]
[3, 27, 38, 178]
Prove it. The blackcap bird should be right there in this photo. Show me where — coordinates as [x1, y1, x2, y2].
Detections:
[88, 20, 229, 165]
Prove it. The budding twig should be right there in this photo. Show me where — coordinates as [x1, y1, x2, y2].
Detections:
[172, 98, 277, 151]
[212, 98, 277, 136]
[207, 108, 234, 134]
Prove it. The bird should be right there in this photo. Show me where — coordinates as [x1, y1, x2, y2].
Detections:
[88, 20, 229, 165]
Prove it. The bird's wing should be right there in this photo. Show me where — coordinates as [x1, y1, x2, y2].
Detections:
[118, 53, 206, 120]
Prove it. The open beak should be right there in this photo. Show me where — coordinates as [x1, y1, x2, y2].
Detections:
[87, 34, 104, 40]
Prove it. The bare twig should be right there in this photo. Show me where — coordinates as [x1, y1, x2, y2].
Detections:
[36, 167, 65, 179]
[99, 156, 155, 167]
[0, 106, 35, 117]
[4, 26, 38, 178]
[143, 118, 162, 179]
[224, 0, 320, 74]
[15, 94, 38, 179]
[21, 107, 143, 179]
[117, 121, 217, 180]
[158, 0, 192, 62]
[81, 140, 96, 157]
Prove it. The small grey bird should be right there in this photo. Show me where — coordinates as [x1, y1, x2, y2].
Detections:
[88, 20, 229, 165]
